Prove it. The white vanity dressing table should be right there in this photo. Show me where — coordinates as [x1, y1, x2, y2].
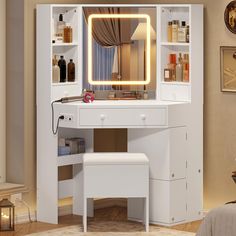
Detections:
[37, 4, 203, 226]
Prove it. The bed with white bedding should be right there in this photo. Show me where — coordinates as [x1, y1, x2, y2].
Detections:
[196, 203, 236, 236]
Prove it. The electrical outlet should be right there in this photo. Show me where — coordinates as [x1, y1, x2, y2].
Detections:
[66, 114, 74, 122]
[10, 193, 22, 206]
[60, 114, 74, 122]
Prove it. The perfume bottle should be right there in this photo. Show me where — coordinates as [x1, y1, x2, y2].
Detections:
[167, 54, 177, 81]
[178, 21, 187, 42]
[176, 53, 183, 82]
[58, 55, 66, 82]
[67, 59, 75, 82]
[52, 55, 60, 83]
[186, 25, 190, 43]
[167, 21, 172, 42]
[56, 14, 65, 42]
[172, 20, 179, 42]
[183, 63, 189, 82]
[164, 68, 173, 82]
[183, 53, 189, 82]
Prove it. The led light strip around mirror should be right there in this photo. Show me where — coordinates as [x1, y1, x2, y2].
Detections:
[88, 14, 151, 86]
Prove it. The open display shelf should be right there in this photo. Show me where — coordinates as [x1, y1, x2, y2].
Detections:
[57, 153, 83, 167]
[51, 6, 82, 94]
[161, 42, 190, 46]
[52, 42, 79, 47]
[157, 5, 192, 102]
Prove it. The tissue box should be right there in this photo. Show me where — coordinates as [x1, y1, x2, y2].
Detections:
[58, 146, 71, 156]
[65, 138, 85, 154]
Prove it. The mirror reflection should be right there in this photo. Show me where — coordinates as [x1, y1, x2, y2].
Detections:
[83, 7, 156, 99]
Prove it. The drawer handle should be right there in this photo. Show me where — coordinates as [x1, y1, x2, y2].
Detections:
[100, 114, 106, 121]
[140, 114, 146, 121]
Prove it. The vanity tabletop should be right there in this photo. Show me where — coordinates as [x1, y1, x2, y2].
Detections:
[56, 99, 190, 108]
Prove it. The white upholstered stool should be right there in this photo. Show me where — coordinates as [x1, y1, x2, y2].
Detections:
[82, 152, 149, 232]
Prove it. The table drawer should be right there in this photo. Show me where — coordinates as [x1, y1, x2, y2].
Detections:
[79, 108, 167, 126]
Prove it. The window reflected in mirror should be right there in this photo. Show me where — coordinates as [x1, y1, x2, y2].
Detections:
[83, 7, 156, 99]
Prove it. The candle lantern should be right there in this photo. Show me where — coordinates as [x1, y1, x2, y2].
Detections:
[0, 199, 15, 231]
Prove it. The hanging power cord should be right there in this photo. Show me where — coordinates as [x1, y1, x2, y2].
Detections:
[51, 99, 64, 135]
[14, 198, 34, 223]
[51, 93, 95, 135]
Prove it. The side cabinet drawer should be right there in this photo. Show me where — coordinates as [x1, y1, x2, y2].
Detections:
[79, 108, 167, 127]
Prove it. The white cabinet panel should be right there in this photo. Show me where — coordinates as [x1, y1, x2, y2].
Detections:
[169, 127, 187, 179]
[186, 165, 203, 221]
[128, 178, 187, 225]
[150, 179, 186, 224]
[128, 127, 187, 180]
[79, 108, 167, 127]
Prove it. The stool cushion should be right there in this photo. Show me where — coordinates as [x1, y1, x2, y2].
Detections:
[83, 153, 149, 166]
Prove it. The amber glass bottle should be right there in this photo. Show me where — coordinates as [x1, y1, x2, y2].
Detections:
[63, 24, 73, 43]
[67, 59, 75, 82]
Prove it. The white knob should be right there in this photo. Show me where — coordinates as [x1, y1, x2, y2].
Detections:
[140, 114, 146, 121]
[100, 114, 106, 121]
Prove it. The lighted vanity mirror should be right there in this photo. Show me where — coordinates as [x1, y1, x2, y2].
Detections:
[82, 7, 156, 98]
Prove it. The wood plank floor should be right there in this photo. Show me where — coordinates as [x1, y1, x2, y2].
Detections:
[0, 206, 202, 236]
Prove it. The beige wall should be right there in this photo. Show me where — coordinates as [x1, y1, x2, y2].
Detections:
[0, 0, 6, 183]
[16, 0, 236, 210]
[6, 0, 25, 184]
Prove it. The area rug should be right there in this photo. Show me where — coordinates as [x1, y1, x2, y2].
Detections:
[26, 223, 195, 236]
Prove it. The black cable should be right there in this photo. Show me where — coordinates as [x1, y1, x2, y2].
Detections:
[51, 99, 64, 135]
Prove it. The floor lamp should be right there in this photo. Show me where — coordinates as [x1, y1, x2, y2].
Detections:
[131, 22, 156, 98]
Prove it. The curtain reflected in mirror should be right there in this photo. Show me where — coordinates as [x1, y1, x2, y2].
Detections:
[83, 7, 156, 99]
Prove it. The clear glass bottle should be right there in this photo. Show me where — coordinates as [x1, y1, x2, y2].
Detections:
[178, 21, 187, 42]
[172, 20, 179, 42]
[176, 53, 183, 82]
[58, 55, 66, 82]
[56, 14, 65, 43]
[52, 55, 60, 83]
[183, 53, 189, 82]
[167, 21, 172, 42]
[67, 59, 75, 82]
[164, 68, 173, 82]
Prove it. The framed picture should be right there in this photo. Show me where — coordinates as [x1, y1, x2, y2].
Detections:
[224, 1, 236, 33]
[220, 46, 236, 92]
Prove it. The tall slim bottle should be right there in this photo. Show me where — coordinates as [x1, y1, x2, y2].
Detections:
[58, 55, 66, 82]
[67, 59, 75, 82]
[52, 55, 60, 83]
[183, 53, 189, 82]
[167, 21, 172, 42]
[172, 20, 179, 42]
[56, 14, 65, 42]
[176, 53, 183, 82]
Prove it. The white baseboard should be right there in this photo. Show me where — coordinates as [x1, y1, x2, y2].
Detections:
[16, 205, 209, 224]
[15, 205, 73, 224]
[15, 199, 125, 224]
[15, 210, 37, 224]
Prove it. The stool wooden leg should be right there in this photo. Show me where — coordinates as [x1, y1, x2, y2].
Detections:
[83, 197, 87, 232]
[145, 197, 149, 232]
